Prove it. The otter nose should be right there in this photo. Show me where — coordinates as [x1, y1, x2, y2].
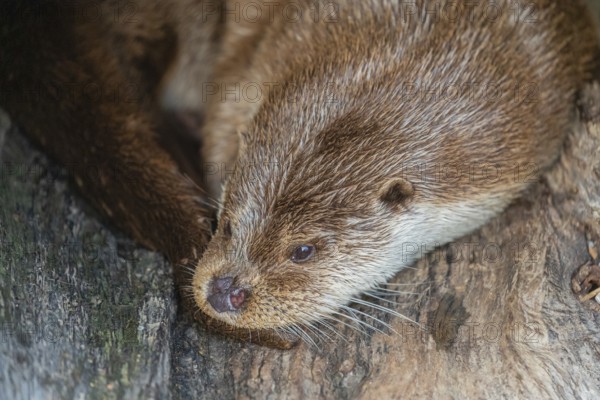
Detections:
[207, 276, 248, 313]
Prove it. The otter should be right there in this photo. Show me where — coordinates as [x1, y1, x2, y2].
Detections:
[0, 0, 598, 347]
[191, 0, 600, 333]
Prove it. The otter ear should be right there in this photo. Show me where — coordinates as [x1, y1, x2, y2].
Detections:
[379, 178, 414, 209]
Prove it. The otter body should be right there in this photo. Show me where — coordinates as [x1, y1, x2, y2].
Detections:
[0, 1, 598, 344]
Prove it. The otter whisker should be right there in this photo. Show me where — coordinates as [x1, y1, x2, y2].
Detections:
[315, 322, 343, 341]
[286, 324, 300, 339]
[317, 310, 369, 336]
[281, 325, 300, 342]
[339, 304, 399, 335]
[363, 292, 407, 305]
[305, 326, 327, 347]
[344, 307, 377, 334]
[366, 290, 418, 297]
[371, 286, 418, 295]
[289, 324, 317, 348]
[299, 322, 327, 347]
[181, 292, 197, 302]
[372, 286, 420, 293]
[380, 281, 429, 287]
[178, 289, 192, 297]
[368, 285, 423, 295]
[275, 326, 295, 344]
[320, 307, 368, 332]
[299, 311, 348, 344]
[333, 307, 389, 335]
[175, 266, 198, 279]
[272, 326, 285, 342]
[350, 297, 418, 326]
[313, 318, 350, 344]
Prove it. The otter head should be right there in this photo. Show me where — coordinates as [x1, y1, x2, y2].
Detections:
[191, 105, 433, 332]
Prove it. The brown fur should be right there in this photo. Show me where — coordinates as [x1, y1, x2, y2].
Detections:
[192, 0, 600, 333]
[0, 0, 598, 346]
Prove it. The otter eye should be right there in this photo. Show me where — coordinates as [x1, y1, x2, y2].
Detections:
[290, 244, 315, 263]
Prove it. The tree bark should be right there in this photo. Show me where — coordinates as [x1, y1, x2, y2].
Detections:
[1, 84, 599, 399]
